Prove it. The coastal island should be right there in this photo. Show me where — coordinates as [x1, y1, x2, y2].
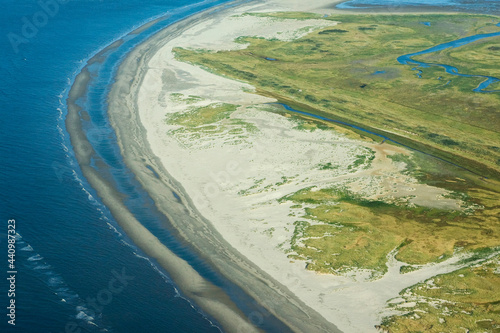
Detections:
[96, 0, 500, 332]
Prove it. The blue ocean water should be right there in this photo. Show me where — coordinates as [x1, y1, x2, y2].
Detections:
[0, 0, 230, 332]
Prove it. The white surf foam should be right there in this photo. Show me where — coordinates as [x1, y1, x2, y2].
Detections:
[16, 233, 109, 331]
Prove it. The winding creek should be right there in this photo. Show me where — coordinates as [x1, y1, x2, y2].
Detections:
[397, 22, 500, 92]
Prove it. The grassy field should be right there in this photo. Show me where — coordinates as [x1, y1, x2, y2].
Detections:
[164, 98, 264, 148]
[174, 13, 500, 180]
[280, 171, 500, 276]
[166, 102, 238, 127]
[379, 252, 500, 332]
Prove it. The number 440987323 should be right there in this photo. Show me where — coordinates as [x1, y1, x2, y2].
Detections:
[7, 219, 16, 269]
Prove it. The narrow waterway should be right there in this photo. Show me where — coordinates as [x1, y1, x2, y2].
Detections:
[397, 23, 500, 92]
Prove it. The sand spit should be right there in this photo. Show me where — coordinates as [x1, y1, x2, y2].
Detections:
[107, 0, 481, 332]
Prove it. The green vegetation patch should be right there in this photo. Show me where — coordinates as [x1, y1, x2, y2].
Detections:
[281, 181, 500, 275]
[235, 12, 321, 21]
[289, 219, 400, 278]
[380, 254, 500, 333]
[349, 150, 375, 170]
[166, 102, 238, 127]
[170, 93, 204, 104]
[164, 102, 259, 146]
[318, 28, 349, 34]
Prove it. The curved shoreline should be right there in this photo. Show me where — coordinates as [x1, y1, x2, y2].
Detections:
[66, 0, 341, 332]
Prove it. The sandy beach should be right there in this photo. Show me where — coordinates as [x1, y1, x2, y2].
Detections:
[102, 0, 484, 332]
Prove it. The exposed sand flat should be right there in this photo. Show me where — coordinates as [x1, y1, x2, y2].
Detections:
[108, 0, 482, 332]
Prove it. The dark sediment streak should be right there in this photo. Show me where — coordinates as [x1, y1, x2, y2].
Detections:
[66, 1, 342, 332]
